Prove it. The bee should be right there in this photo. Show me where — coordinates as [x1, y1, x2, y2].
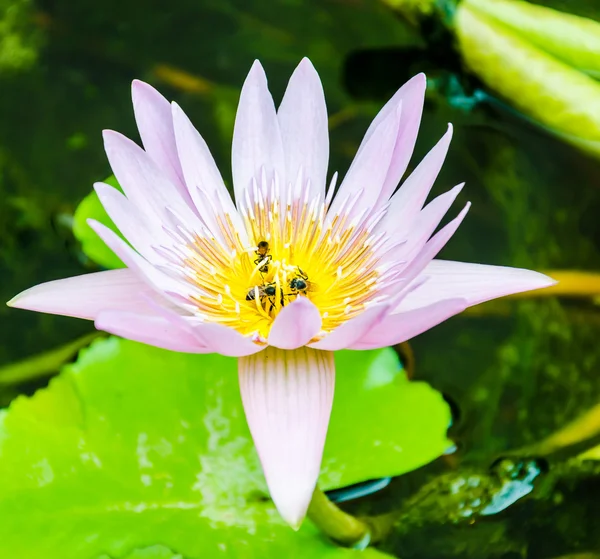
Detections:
[245, 282, 277, 302]
[288, 268, 310, 295]
[253, 240, 272, 274]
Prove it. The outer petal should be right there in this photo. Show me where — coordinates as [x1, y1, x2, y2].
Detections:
[328, 103, 401, 218]
[278, 58, 329, 201]
[102, 130, 201, 229]
[268, 297, 322, 350]
[376, 73, 427, 204]
[131, 80, 187, 198]
[95, 310, 207, 353]
[308, 303, 391, 351]
[378, 125, 453, 241]
[171, 102, 242, 230]
[351, 298, 468, 349]
[238, 346, 335, 528]
[231, 61, 285, 206]
[7, 269, 165, 320]
[192, 322, 265, 357]
[399, 260, 557, 312]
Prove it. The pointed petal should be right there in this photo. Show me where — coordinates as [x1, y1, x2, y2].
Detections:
[102, 130, 201, 228]
[268, 297, 322, 350]
[328, 104, 401, 218]
[400, 260, 556, 312]
[94, 182, 161, 261]
[231, 61, 284, 205]
[95, 310, 207, 353]
[88, 219, 187, 297]
[393, 182, 465, 261]
[309, 303, 391, 351]
[376, 74, 427, 203]
[379, 125, 453, 239]
[193, 322, 264, 357]
[278, 58, 329, 200]
[131, 80, 189, 201]
[238, 346, 335, 527]
[7, 269, 163, 320]
[350, 298, 468, 349]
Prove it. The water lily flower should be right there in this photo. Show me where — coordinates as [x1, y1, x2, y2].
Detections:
[8, 58, 554, 528]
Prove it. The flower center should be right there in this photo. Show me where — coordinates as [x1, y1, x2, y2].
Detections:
[177, 178, 387, 341]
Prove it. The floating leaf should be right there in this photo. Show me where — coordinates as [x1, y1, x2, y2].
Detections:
[0, 337, 450, 557]
[72, 176, 125, 269]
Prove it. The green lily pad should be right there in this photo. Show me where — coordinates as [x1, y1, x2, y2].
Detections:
[0, 337, 450, 558]
[72, 176, 125, 270]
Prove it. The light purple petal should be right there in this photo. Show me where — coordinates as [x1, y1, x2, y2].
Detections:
[94, 182, 163, 261]
[102, 130, 202, 229]
[95, 310, 208, 353]
[131, 80, 190, 201]
[399, 202, 472, 286]
[192, 322, 264, 357]
[375, 74, 427, 204]
[268, 297, 322, 350]
[171, 102, 241, 226]
[309, 303, 391, 351]
[378, 125, 453, 240]
[328, 104, 401, 219]
[399, 260, 557, 312]
[231, 60, 285, 206]
[350, 298, 468, 349]
[88, 219, 187, 298]
[393, 182, 465, 262]
[7, 269, 164, 320]
[278, 58, 329, 201]
[238, 346, 335, 527]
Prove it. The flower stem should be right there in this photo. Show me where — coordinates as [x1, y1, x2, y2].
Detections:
[307, 486, 371, 547]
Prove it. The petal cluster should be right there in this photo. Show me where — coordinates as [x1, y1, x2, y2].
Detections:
[8, 58, 555, 526]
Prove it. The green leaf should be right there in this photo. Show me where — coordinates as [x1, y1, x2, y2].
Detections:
[72, 176, 125, 269]
[0, 337, 450, 558]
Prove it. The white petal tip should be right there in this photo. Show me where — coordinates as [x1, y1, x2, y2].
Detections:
[270, 479, 314, 529]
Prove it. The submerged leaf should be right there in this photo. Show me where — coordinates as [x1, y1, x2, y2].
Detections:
[0, 337, 450, 557]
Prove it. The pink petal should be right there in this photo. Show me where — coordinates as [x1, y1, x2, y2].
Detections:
[94, 182, 161, 261]
[131, 80, 190, 202]
[309, 303, 391, 351]
[268, 297, 322, 350]
[231, 61, 285, 206]
[328, 103, 401, 219]
[88, 219, 187, 298]
[399, 260, 557, 312]
[394, 182, 465, 261]
[400, 202, 472, 286]
[171, 102, 241, 228]
[278, 58, 329, 202]
[192, 321, 264, 357]
[350, 298, 468, 350]
[7, 269, 164, 320]
[375, 74, 427, 204]
[379, 125, 453, 240]
[102, 130, 201, 229]
[95, 309, 207, 353]
[238, 346, 335, 527]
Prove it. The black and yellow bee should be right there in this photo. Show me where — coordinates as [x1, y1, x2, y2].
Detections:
[253, 241, 272, 274]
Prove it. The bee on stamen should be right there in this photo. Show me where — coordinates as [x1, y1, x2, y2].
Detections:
[253, 241, 272, 274]
[245, 282, 281, 311]
[288, 268, 310, 296]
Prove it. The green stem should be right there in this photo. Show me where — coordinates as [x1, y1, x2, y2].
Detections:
[307, 486, 395, 548]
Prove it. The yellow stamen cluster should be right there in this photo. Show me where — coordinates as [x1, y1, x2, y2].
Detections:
[181, 185, 382, 341]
